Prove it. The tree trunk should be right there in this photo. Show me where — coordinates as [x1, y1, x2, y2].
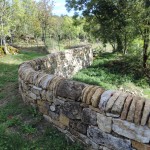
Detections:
[116, 35, 123, 53]
[123, 33, 127, 55]
[3, 37, 9, 54]
[143, 32, 149, 68]
[143, 0, 150, 68]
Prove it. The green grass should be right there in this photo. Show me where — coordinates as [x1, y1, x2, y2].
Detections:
[73, 53, 150, 98]
[0, 50, 83, 150]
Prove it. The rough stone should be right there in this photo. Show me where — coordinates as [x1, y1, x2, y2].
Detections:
[45, 91, 53, 102]
[134, 97, 145, 125]
[40, 90, 47, 100]
[62, 102, 82, 119]
[53, 98, 65, 105]
[81, 85, 89, 103]
[28, 92, 37, 100]
[113, 119, 150, 143]
[132, 140, 150, 150]
[49, 104, 56, 112]
[39, 74, 54, 89]
[89, 105, 103, 113]
[43, 115, 66, 129]
[82, 108, 97, 126]
[127, 96, 140, 123]
[86, 86, 99, 105]
[97, 113, 112, 133]
[82, 85, 94, 103]
[56, 80, 85, 101]
[148, 117, 150, 128]
[141, 100, 150, 126]
[35, 73, 47, 87]
[111, 92, 128, 116]
[105, 91, 121, 112]
[121, 94, 133, 120]
[59, 113, 69, 126]
[38, 105, 48, 115]
[91, 88, 104, 108]
[99, 90, 115, 111]
[87, 126, 132, 150]
[49, 111, 59, 120]
[69, 120, 87, 135]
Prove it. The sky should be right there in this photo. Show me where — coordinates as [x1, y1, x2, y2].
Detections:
[53, 0, 74, 16]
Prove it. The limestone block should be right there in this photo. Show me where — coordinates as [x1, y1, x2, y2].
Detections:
[38, 105, 48, 115]
[81, 85, 89, 103]
[56, 80, 85, 101]
[132, 140, 150, 150]
[31, 86, 41, 96]
[148, 117, 150, 128]
[59, 113, 70, 126]
[99, 90, 115, 111]
[97, 113, 112, 133]
[43, 115, 66, 130]
[45, 91, 53, 102]
[86, 86, 99, 105]
[82, 108, 97, 126]
[69, 120, 88, 135]
[87, 126, 132, 150]
[53, 98, 66, 105]
[127, 96, 140, 123]
[62, 102, 82, 119]
[121, 94, 133, 120]
[134, 97, 145, 125]
[35, 73, 47, 86]
[39, 74, 54, 89]
[89, 105, 103, 113]
[40, 90, 47, 100]
[111, 92, 128, 116]
[112, 119, 150, 143]
[91, 88, 104, 108]
[105, 91, 121, 112]
[141, 100, 150, 126]
[49, 111, 59, 120]
[28, 92, 37, 100]
[82, 85, 94, 103]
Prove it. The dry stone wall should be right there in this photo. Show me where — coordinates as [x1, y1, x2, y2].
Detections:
[18, 46, 150, 150]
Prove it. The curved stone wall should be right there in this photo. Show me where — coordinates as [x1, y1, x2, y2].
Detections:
[18, 46, 150, 150]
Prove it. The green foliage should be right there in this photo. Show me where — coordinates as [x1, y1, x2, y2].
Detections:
[73, 52, 150, 97]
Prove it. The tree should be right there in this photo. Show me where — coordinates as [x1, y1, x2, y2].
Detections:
[37, 0, 53, 45]
[0, 0, 11, 54]
[66, 0, 150, 68]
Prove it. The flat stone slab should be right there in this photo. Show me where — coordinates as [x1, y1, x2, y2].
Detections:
[56, 80, 85, 101]
[97, 113, 112, 133]
[111, 92, 128, 116]
[86, 86, 99, 105]
[99, 90, 115, 111]
[113, 119, 150, 143]
[105, 91, 121, 112]
[87, 126, 132, 150]
[141, 99, 150, 126]
[62, 102, 82, 119]
[121, 94, 133, 120]
[127, 96, 140, 123]
[91, 88, 104, 108]
[82, 85, 94, 103]
[82, 108, 97, 126]
[134, 97, 145, 125]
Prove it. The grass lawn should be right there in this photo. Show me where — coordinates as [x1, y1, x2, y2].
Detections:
[0, 49, 82, 150]
[73, 52, 150, 98]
